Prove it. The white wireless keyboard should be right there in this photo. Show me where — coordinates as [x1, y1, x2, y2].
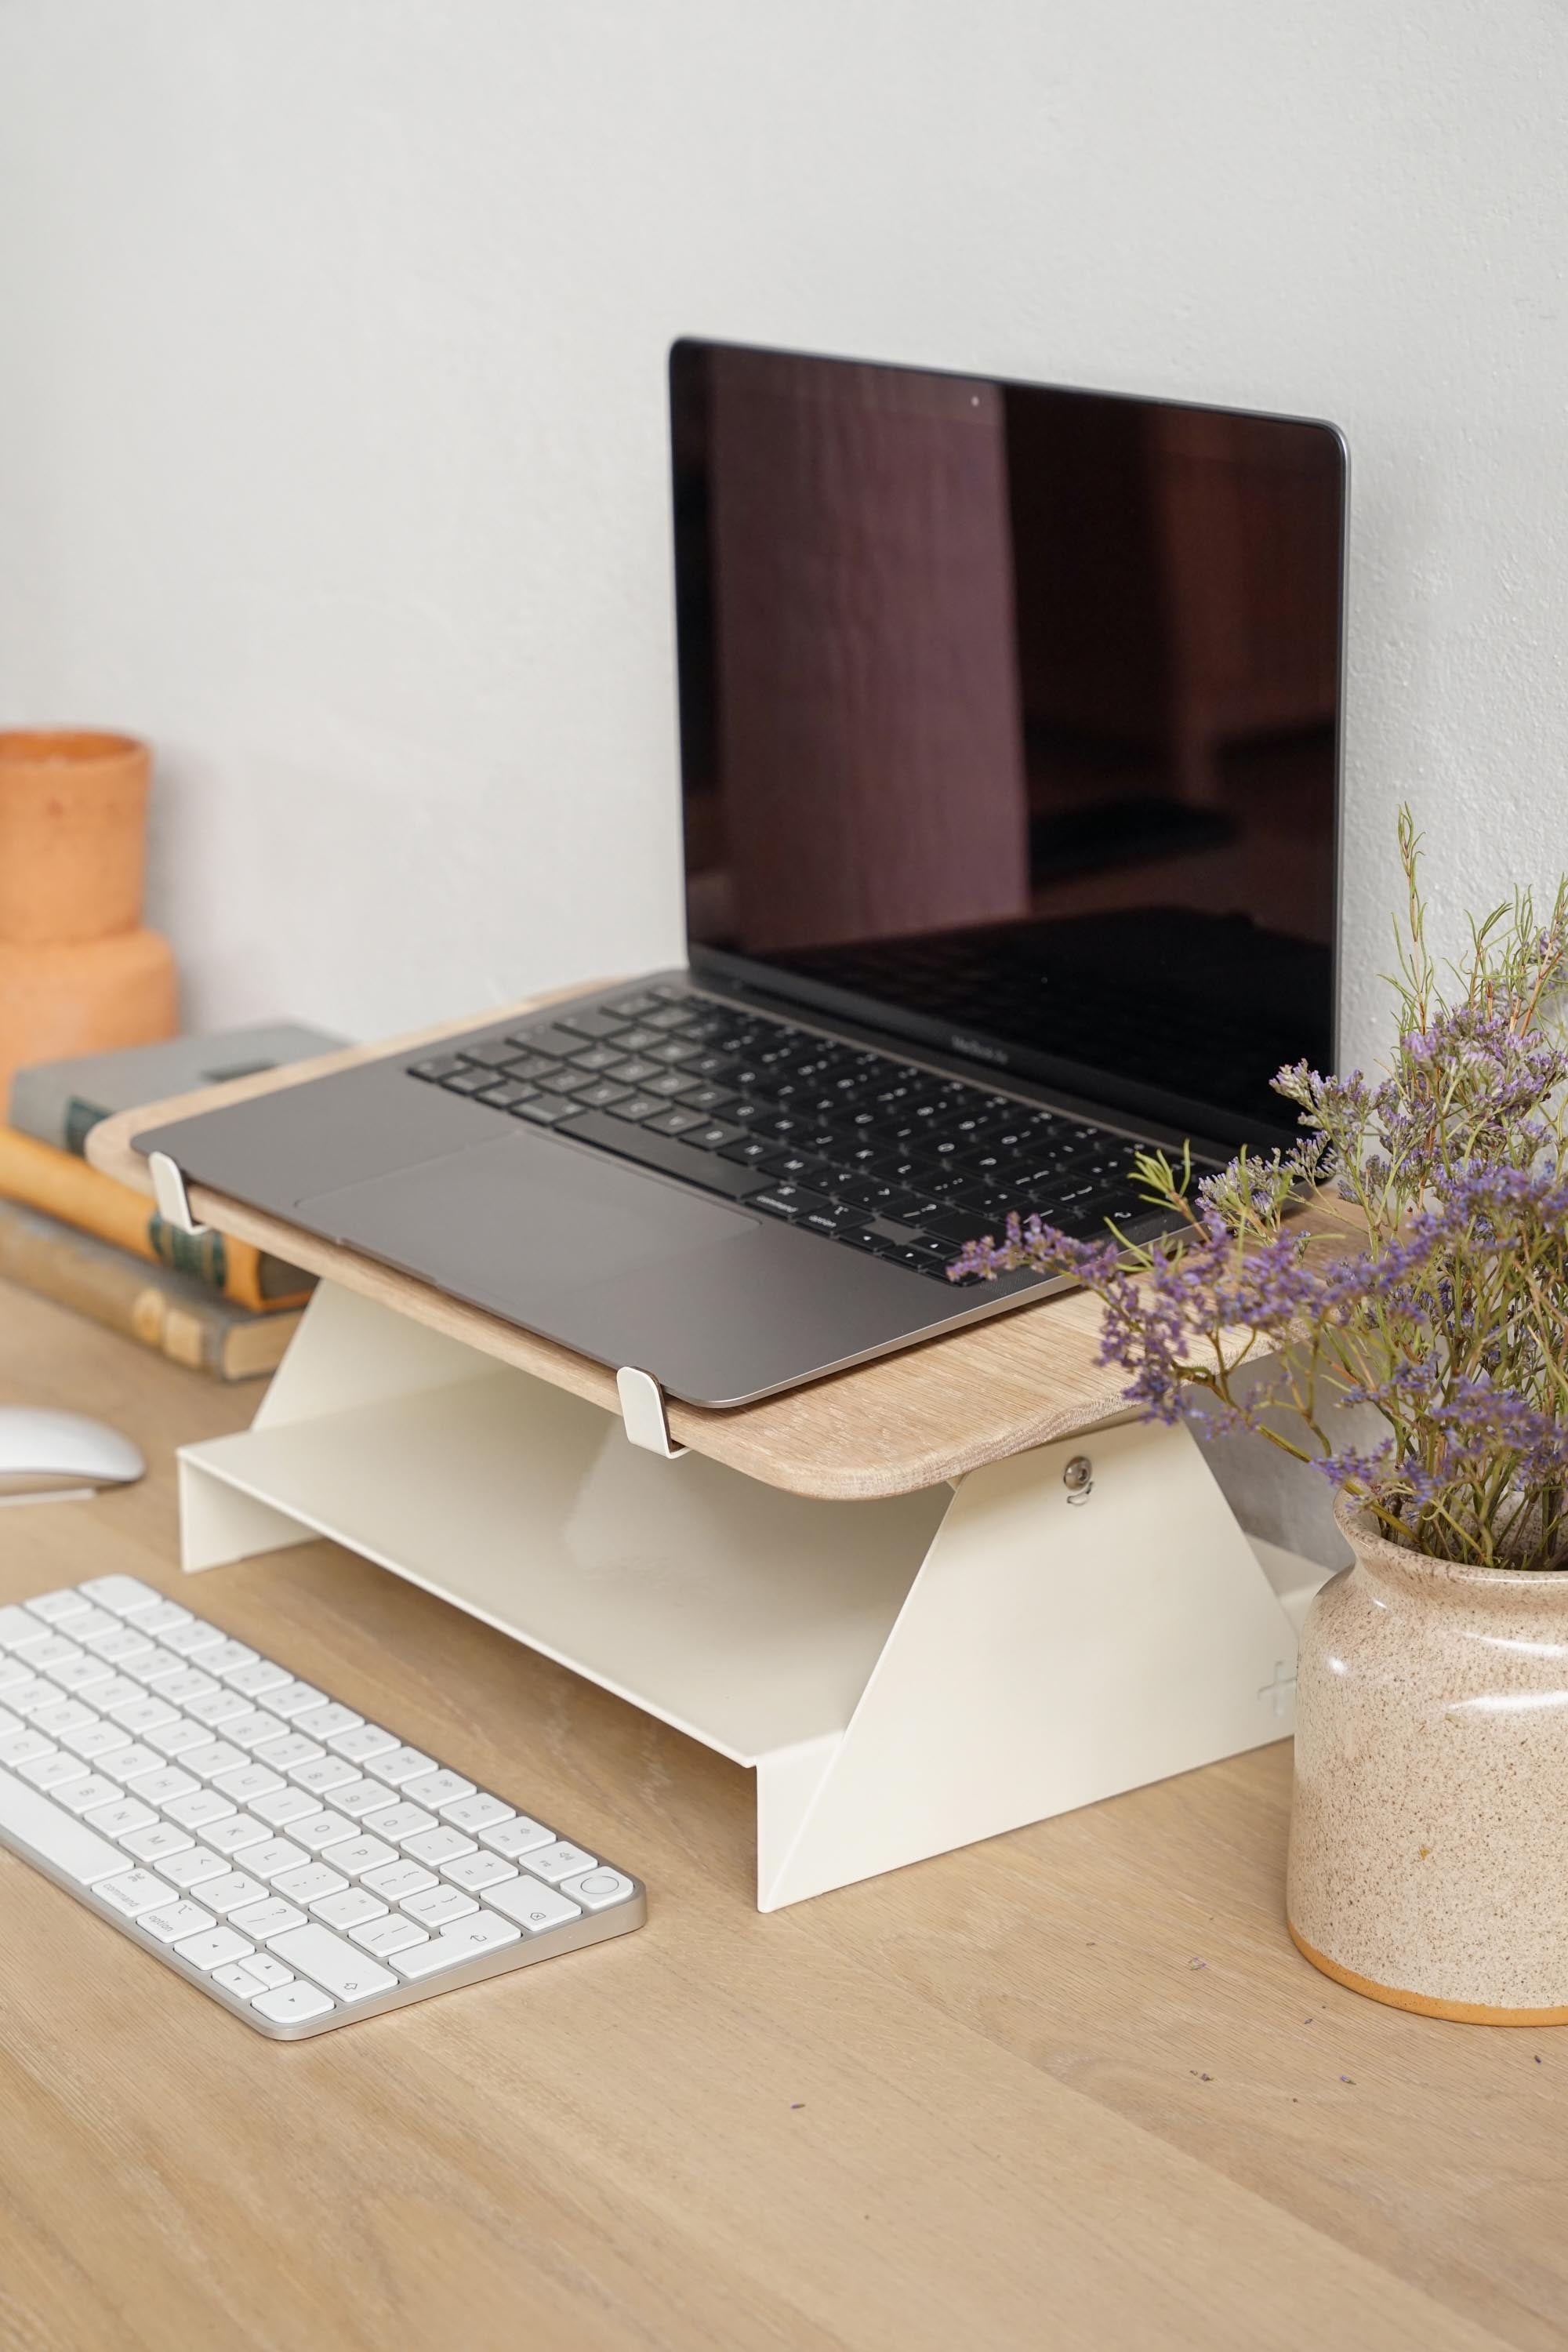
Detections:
[0, 1575, 646, 2038]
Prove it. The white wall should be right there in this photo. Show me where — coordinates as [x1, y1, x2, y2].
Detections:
[4, 0, 1566, 1051]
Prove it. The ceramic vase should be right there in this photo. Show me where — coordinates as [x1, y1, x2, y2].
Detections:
[1288, 1495, 1568, 2024]
[0, 730, 177, 1098]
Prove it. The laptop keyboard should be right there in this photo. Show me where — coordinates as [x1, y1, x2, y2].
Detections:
[406, 985, 1174, 1283]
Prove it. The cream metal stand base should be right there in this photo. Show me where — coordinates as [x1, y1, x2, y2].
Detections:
[175, 1281, 1327, 1911]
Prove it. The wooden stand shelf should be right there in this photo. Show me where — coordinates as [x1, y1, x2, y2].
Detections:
[89, 984, 1329, 1909]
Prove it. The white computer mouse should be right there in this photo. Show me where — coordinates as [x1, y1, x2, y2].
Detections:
[0, 1408, 146, 1501]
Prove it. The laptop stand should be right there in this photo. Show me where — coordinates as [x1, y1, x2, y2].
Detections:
[94, 992, 1328, 1911]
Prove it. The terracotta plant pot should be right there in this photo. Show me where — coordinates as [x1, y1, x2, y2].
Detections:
[1288, 1495, 1568, 2024]
[0, 730, 177, 1098]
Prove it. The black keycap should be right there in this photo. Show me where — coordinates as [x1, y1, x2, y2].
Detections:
[606, 1055, 662, 1084]
[686, 1119, 746, 1151]
[503, 1024, 593, 1059]
[572, 1080, 633, 1111]
[685, 1051, 741, 1082]
[646, 1070, 702, 1100]
[604, 991, 662, 1017]
[502, 1054, 554, 1083]
[613, 1025, 666, 1054]
[750, 1185, 830, 1220]
[455, 1041, 520, 1070]
[649, 1038, 699, 1066]
[760, 1149, 829, 1183]
[605, 1093, 666, 1123]
[568, 1044, 623, 1073]
[475, 1080, 539, 1110]
[558, 1009, 630, 1041]
[718, 1136, 774, 1166]
[682, 1084, 739, 1115]
[409, 1055, 468, 1081]
[553, 1110, 770, 1200]
[512, 1096, 576, 1127]
[800, 1203, 860, 1236]
[439, 1068, 493, 1096]
[644, 1105, 705, 1137]
[535, 1068, 584, 1096]
[644, 1005, 695, 1032]
[833, 1174, 898, 1212]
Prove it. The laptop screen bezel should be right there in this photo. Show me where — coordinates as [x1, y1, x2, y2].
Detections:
[670, 336, 1348, 1154]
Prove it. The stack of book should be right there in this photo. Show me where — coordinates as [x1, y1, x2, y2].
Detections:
[0, 1024, 343, 1379]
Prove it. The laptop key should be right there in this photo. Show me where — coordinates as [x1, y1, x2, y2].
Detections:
[571, 1080, 633, 1111]
[604, 1094, 666, 1123]
[408, 1055, 469, 1083]
[511, 1098, 577, 1127]
[644, 1107, 705, 1137]
[438, 1069, 492, 1096]
[685, 1120, 746, 1151]
[717, 1137, 773, 1167]
[750, 1186, 829, 1221]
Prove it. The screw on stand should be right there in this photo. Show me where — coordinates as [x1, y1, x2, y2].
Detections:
[1062, 1454, 1094, 1505]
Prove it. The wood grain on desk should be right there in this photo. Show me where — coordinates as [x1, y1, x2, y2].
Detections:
[0, 1285, 1558, 2352]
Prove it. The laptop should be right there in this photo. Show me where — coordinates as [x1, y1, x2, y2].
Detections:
[135, 339, 1346, 1410]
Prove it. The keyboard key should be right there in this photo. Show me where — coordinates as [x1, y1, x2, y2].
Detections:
[54, 1774, 129, 1816]
[119, 1822, 195, 1865]
[350, 1915, 429, 1959]
[222, 1710, 292, 1751]
[389, 1911, 520, 1977]
[268, 1925, 396, 2003]
[325, 1722, 397, 1762]
[518, 1840, 597, 1884]
[134, 1603, 194, 1637]
[147, 1719, 210, 1757]
[291, 1702, 362, 1741]
[560, 1867, 638, 1911]
[175, 1926, 256, 1973]
[477, 1814, 554, 1859]
[360, 1859, 437, 1904]
[200, 1642, 259, 1676]
[242, 1838, 311, 1884]
[18, 1751, 88, 1791]
[0, 1728, 54, 1768]
[104, 1696, 178, 1735]
[412, 1769, 474, 1809]
[251, 1733, 325, 1773]
[250, 1786, 324, 1828]
[78, 1577, 162, 1617]
[30, 1699, 96, 1737]
[212, 1962, 266, 1998]
[60, 1720, 132, 1762]
[440, 1851, 516, 1893]
[252, 1982, 335, 2026]
[181, 1740, 249, 1784]
[262, 1682, 326, 1720]
[23, 1590, 93, 1626]
[99, 1742, 165, 1786]
[367, 1746, 437, 1787]
[370, 1802, 437, 1845]
[222, 1659, 292, 1700]
[441, 1793, 515, 1835]
[135, 1766, 199, 1806]
[230, 1898, 307, 1940]
[78, 1793, 158, 1836]
[271, 1861, 347, 1907]
[242, 1952, 295, 1990]
[138, 1900, 217, 1945]
[161, 1787, 235, 1831]
[201, 1812, 272, 1857]
[485, 1875, 585, 1933]
[42, 1653, 116, 1693]
[158, 1621, 227, 1657]
[158, 1846, 230, 1889]
[328, 1835, 398, 1880]
[400, 1884, 478, 1929]
[333, 1777, 400, 1820]
[212, 1763, 285, 1806]
[96, 1867, 178, 1916]
[198, 1871, 269, 1917]
[401, 1826, 476, 1867]
[286, 1754, 358, 1797]
[309, 1887, 387, 1931]
[290, 1809, 358, 1853]
[156, 1669, 221, 1707]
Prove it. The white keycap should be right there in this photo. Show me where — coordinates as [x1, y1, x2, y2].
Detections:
[332, 1777, 399, 1820]
[56, 1774, 134, 1817]
[291, 1701, 361, 1740]
[441, 1793, 515, 1835]
[400, 1884, 477, 1929]
[350, 1915, 429, 1958]
[78, 1576, 162, 1617]
[230, 1897, 307, 1940]
[60, 1720, 131, 1761]
[243, 1953, 295, 1989]
[103, 1695, 177, 1734]
[198, 1871, 268, 1917]
[31, 1699, 95, 1736]
[158, 1620, 227, 1657]
[327, 1722, 397, 1762]
[15, 1638, 85, 1674]
[96, 1867, 176, 1916]
[135, 1603, 194, 1636]
[249, 1787, 321, 1829]
[413, 1769, 474, 1809]
[222, 1659, 291, 1698]
[243, 1838, 310, 1883]
[200, 1642, 258, 1675]
[81, 1795, 158, 1837]
[252, 1733, 323, 1773]
[291, 1809, 358, 1853]
[310, 1886, 386, 1931]
[159, 1846, 230, 1889]
[82, 1628, 155, 1665]
[6, 1679, 62, 1719]
[212, 1763, 285, 1805]
[181, 1740, 248, 1784]
[0, 1767, 127, 1884]
[390, 1910, 521, 1978]
[185, 1689, 253, 1727]
[486, 1875, 585, 1933]
[327, 1834, 398, 1880]
[157, 1669, 220, 1706]
[264, 1682, 327, 1720]
[361, 1859, 437, 1904]
[0, 1728, 55, 1767]
[42, 1655, 116, 1693]
[24, 1590, 92, 1625]
[223, 1710, 292, 1751]
[559, 1868, 637, 1911]
[441, 1852, 517, 1893]
[288, 1755, 358, 1797]
[252, 1980, 334, 2025]
[138, 1900, 217, 1944]
[0, 1656, 38, 1694]
[521, 1841, 598, 1884]
[367, 1745, 436, 1787]
[161, 1788, 234, 1831]
[119, 1822, 195, 1865]
[0, 1708, 17, 1738]
[271, 1862, 347, 1906]
[120, 1650, 185, 1687]
[201, 1812, 271, 1857]
[135, 1767, 198, 1806]
[102, 1744, 167, 1785]
[401, 1826, 475, 1867]
[267, 1924, 395, 2002]
[372, 1802, 437, 1845]
[212, 1962, 266, 1998]
[0, 1607, 45, 1649]
[19, 1751, 88, 1791]
[148, 1719, 210, 1757]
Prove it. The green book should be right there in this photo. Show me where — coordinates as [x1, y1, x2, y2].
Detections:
[8, 1022, 346, 1156]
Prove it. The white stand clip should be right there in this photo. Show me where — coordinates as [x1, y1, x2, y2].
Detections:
[147, 1150, 209, 1238]
[615, 1367, 688, 1460]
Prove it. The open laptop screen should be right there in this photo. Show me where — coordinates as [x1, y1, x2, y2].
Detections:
[670, 339, 1345, 1150]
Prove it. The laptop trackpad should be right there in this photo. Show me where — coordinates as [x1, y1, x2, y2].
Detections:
[295, 1131, 757, 1308]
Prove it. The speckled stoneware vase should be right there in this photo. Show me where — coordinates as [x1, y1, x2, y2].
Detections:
[1288, 1496, 1568, 2024]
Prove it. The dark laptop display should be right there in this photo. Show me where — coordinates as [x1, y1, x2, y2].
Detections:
[133, 342, 1347, 1406]
[672, 341, 1343, 1149]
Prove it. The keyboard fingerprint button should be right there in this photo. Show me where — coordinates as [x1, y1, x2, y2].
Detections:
[560, 1868, 637, 1911]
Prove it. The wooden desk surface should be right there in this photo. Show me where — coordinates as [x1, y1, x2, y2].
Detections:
[1, 1287, 1560, 2351]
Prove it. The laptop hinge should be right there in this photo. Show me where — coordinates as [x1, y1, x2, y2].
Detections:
[615, 1367, 688, 1460]
[147, 1150, 212, 1239]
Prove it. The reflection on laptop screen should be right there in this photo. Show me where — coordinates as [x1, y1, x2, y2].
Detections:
[670, 339, 1345, 1148]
